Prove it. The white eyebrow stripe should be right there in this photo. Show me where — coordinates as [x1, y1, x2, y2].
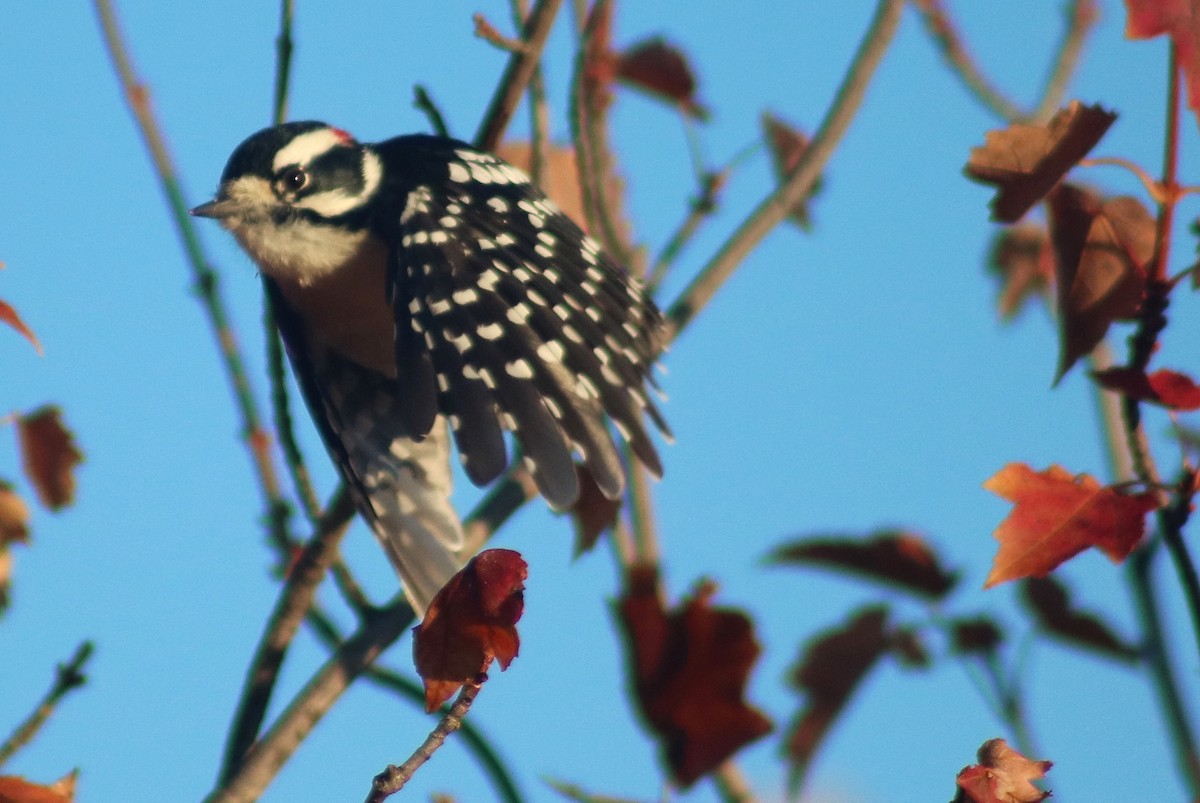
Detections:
[273, 128, 348, 172]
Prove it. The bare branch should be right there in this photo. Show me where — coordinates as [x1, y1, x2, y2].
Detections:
[0, 641, 94, 768]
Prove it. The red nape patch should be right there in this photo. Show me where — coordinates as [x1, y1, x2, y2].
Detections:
[330, 127, 355, 143]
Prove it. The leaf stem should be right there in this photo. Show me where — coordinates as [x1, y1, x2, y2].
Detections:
[0, 641, 94, 768]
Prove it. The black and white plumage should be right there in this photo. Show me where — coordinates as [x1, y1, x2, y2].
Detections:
[192, 121, 669, 613]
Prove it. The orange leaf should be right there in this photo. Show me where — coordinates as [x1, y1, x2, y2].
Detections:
[570, 465, 620, 555]
[1095, 366, 1200, 410]
[412, 549, 527, 712]
[956, 739, 1051, 803]
[1124, 1, 1200, 127]
[1020, 577, 1139, 662]
[762, 113, 822, 230]
[0, 481, 30, 547]
[0, 771, 76, 803]
[982, 463, 1158, 587]
[616, 38, 708, 119]
[767, 529, 958, 600]
[618, 568, 772, 788]
[0, 298, 42, 355]
[987, 224, 1055, 320]
[17, 407, 83, 511]
[965, 101, 1116, 222]
[1048, 187, 1152, 382]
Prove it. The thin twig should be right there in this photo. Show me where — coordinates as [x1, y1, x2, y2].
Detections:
[474, 0, 564, 151]
[414, 85, 451, 138]
[271, 0, 294, 126]
[625, 455, 660, 568]
[648, 169, 727, 293]
[911, 0, 1024, 121]
[511, 0, 551, 187]
[218, 488, 356, 784]
[205, 596, 417, 803]
[474, 12, 528, 54]
[93, 0, 291, 547]
[665, 0, 905, 340]
[364, 682, 484, 802]
[713, 761, 758, 803]
[0, 641, 94, 768]
[1030, 0, 1097, 123]
[361, 668, 525, 803]
[462, 464, 540, 556]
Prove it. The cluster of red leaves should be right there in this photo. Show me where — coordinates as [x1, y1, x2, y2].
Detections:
[412, 549, 527, 712]
[956, 739, 1052, 803]
[1094, 366, 1200, 410]
[983, 463, 1158, 587]
[616, 567, 771, 788]
[0, 772, 76, 803]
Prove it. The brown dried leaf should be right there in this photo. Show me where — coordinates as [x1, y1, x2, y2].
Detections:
[966, 101, 1116, 222]
[785, 606, 890, 794]
[0, 481, 31, 547]
[950, 616, 1005, 656]
[767, 529, 958, 600]
[762, 113, 822, 230]
[987, 224, 1055, 320]
[618, 569, 772, 788]
[616, 38, 708, 119]
[1020, 576, 1140, 661]
[17, 407, 83, 511]
[412, 549, 527, 711]
[956, 739, 1051, 803]
[570, 465, 620, 555]
[1048, 187, 1153, 382]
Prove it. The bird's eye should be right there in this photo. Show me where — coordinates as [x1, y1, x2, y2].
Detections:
[278, 167, 309, 194]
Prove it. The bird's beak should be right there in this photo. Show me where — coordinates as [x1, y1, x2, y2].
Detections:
[189, 198, 241, 219]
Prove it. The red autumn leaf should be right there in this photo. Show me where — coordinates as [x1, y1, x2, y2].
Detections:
[767, 529, 959, 600]
[618, 567, 772, 788]
[616, 38, 708, 119]
[1048, 187, 1153, 382]
[956, 739, 1052, 803]
[785, 606, 890, 795]
[762, 112, 823, 230]
[570, 465, 621, 555]
[1021, 576, 1140, 661]
[17, 407, 83, 511]
[0, 298, 42, 355]
[1094, 366, 1200, 410]
[0, 481, 30, 547]
[982, 463, 1158, 587]
[412, 549, 527, 711]
[965, 101, 1116, 222]
[987, 224, 1055, 320]
[0, 771, 76, 803]
[1124, 0, 1200, 127]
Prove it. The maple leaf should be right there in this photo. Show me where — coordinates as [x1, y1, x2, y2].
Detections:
[1094, 366, 1200, 410]
[0, 771, 77, 803]
[615, 38, 708, 119]
[412, 549, 527, 712]
[761, 112, 823, 230]
[1020, 576, 1140, 662]
[767, 529, 959, 600]
[982, 463, 1159, 587]
[617, 567, 772, 788]
[965, 101, 1116, 222]
[17, 407, 84, 511]
[956, 739, 1052, 803]
[1048, 186, 1153, 382]
[0, 297, 42, 355]
[1124, 0, 1200, 127]
[570, 465, 620, 555]
[987, 224, 1055, 320]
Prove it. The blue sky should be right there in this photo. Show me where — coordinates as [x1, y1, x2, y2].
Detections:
[3, 2, 1199, 801]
